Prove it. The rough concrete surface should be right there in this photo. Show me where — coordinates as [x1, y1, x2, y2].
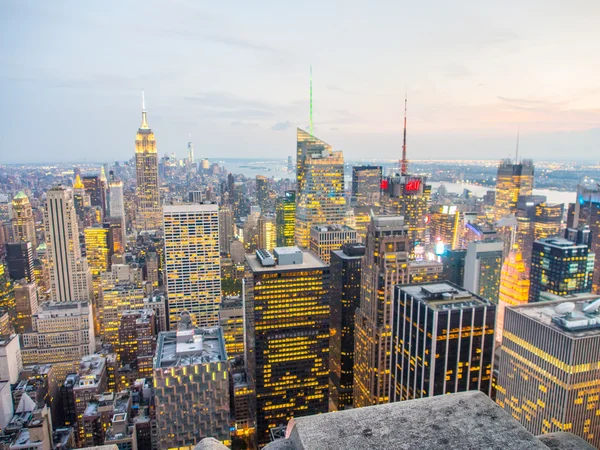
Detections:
[538, 432, 596, 450]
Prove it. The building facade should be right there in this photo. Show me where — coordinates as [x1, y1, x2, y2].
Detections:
[309, 225, 358, 265]
[275, 191, 296, 248]
[463, 239, 504, 303]
[163, 203, 221, 328]
[11, 192, 36, 247]
[354, 215, 410, 408]
[245, 247, 329, 445]
[494, 159, 534, 220]
[496, 297, 600, 448]
[329, 243, 365, 411]
[351, 166, 382, 207]
[391, 283, 495, 401]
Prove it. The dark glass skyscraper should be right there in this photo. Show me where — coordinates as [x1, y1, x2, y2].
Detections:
[82, 175, 106, 219]
[5, 242, 34, 282]
[529, 228, 594, 302]
[494, 159, 534, 221]
[329, 243, 365, 411]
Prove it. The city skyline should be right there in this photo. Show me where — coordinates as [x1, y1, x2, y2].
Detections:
[2, 1, 600, 163]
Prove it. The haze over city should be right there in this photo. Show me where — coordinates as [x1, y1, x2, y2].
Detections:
[1, 0, 600, 163]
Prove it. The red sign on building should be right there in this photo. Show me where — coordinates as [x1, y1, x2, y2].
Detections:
[405, 179, 422, 192]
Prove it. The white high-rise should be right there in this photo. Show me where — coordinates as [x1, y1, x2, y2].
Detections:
[163, 203, 221, 328]
[44, 186, 92, 302]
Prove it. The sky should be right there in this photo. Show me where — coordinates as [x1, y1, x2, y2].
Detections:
[1, 0, 599, 163]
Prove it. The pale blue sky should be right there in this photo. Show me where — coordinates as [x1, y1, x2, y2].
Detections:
[1, 0, 599, 163]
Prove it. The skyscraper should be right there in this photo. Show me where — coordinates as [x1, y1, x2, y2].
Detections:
[496, 250, 530, 344]
[246, 247, 329, 445]
[11, 191, 36, 247]
[218, 207, 234, 256]
[5, 242, 34, 282]
[569, 183, 600, 294]
[309, 224, 358, 265]
[529, 228, 594, 302]
[84, 226, 112, 294]
[380, 174, 431, 254]
[163, 203, 221, 328]
[494, 159, 534, 220]
[255, 175, 269, 213]
[354, 215, 410, 408]
[13, 280, 38, 334]
[108, 180, 126, 249]
[275, 191, 296, 247]
[391, 282, 495, 401]
[82, 175, 106, 219]
[515, 195, 563, 270]
[496, 296, 600, 448]
[44, 186, 92, 302]
[295, 129, 346, 248]
[258, 215, 276, 252]
[351, 166, 382, 206]
[135, 94, 161, 231]
[463, 239, 504, 303]
[429, 204, 460, 251]
[329, 243, 365, 411]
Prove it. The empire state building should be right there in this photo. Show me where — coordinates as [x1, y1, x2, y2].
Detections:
[135, 93, 161, 230]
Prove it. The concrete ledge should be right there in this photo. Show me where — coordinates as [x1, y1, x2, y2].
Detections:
[194, 437, 230, 450]
[538, 432, 596, 450]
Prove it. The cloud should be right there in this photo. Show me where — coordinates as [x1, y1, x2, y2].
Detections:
[159, 29, 282, 54]
[497, 96, 549, 105]
[439, 63, 472, 79]
[230, 121, 259, 127]
[327, 85, 358, 95]
[271, 121, 292, 131]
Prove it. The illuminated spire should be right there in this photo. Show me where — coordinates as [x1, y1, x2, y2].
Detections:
[310, 66, 313, 136]
[141, 89, 149, 129]
[100, 166, 108, 184]
[73, 174, 84, 189]
[400, 88, 408, 175]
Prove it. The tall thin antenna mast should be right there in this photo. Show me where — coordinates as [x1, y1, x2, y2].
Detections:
[310, 66, 313, 136]
[400, 88, 408, 175]
[515, 127, 520, 164]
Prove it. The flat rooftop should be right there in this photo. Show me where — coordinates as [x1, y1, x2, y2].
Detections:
[399, 282, 492, 311]
[511, 296, 600, 338]
[536, 237, 586, 249]
[246, 248, 327, 273]
[154, 327, 226, 369]
[311, 224, 355, 233]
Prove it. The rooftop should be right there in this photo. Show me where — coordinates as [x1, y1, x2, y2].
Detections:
[399, 282, 492, 311]
[155, 327, 226, 369]
[535, 237, 587, 249]
[246, 248, 327, 273]
[511, 296, 600, 338]
[311, 224, 355, 233]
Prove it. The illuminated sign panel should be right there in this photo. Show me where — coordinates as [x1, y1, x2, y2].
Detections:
[405, 179, 422, 193]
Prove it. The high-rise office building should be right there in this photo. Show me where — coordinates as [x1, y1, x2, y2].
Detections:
[163, 203, 221, 328]
[515, 195, 563, 270]
[117, 309, 156, 381]
[569, 183, 600, 294]
[329, 243, 365, 411]
[494, 159, 534, 220]
[84, 226, 112, 293]
[218, 207, 234, 256]
[258, 215, 276, 252]
[108, 180, 126, 249]
[354, 215, 410, 408]
[218, 296, 244, 361]
[391, 282, 495, 401]
[380, 174, 431, 254]
[21, 301, 95, 381]
[246, 247, 329, 445]
[256, 175, 269, 213]
[529, 228, 594, 302]
[429, 204, 460, 251]
[309, 224, 358, 265]
[496, 250, 530, 344]
[496, 297, 600, 448]
[154, 320, 231, 449]
[0, 263, 14, 319]
[11, 191, 36, 247]
[351, 166, 382, 206]
[82, 175, 106, 219]
[295, 129, 346, 248]
[463, 239, 504, 303]
[44, 186, 92, 302]
[441, 249, 466, 287]
[408, 260, 444, 284]
[5, 242, 34, 282]
[275, 191, 296, 248]
[72, 174, 88, 222]
[13, 280, 38, 334]
[135, 96, 161, 231]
